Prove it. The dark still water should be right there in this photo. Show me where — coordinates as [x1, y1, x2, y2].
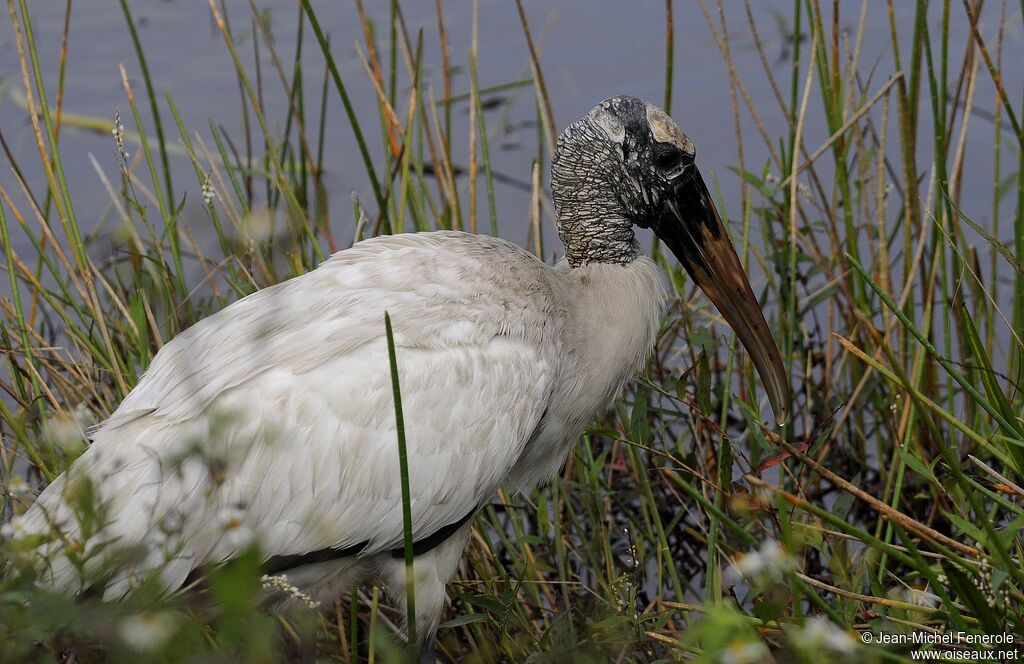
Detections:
[1, 2, 1018, 257]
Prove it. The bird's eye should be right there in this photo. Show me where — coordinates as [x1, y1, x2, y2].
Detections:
[654, 150, 683, 171]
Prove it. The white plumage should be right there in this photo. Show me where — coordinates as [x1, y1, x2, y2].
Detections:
[23, 232, 665, 638]
[22, 97, 787, 661]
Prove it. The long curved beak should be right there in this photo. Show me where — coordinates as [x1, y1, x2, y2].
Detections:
[652, 168, 790, 425]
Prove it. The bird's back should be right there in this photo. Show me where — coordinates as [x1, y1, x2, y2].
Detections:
[24, 231, 564, 595]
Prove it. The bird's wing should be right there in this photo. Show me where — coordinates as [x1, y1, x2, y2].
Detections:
[26, 232, 562, 590]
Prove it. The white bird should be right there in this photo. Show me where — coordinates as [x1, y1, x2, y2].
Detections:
[21, 96, 788, 661]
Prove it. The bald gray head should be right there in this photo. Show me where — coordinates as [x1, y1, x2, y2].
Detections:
[551, 96, 696, 266]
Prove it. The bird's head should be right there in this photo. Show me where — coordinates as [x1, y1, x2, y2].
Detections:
[552, 96, 790, 424]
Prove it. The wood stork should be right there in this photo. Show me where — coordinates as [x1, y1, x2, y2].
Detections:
[21, 96, 788, 661]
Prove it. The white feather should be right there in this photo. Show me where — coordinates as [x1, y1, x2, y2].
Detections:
[23, 230, 666, 600]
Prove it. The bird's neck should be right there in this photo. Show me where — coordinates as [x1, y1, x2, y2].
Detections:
[552, 132, 640, 267]
[561, 216, 638, 268]
[556, 207, 638, 267]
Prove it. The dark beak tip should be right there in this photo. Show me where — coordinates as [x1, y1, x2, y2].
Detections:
[766, 367, 791, 427]
[773, 407, 789, 427]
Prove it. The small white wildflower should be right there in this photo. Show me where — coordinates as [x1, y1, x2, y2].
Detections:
[146, 526, 170, 550]
[764, 173, 780, 185]
[118, 612, 177, 652]
[4, 475, 31, 497]
[621, 526, 639, 569]
[218, 506, 252, 548]
[148, 511, 187, 554]
[796, 181, 813, 204]
[225, 528, 252, 548]
[201, 173, 214, 206]
[1, 516, 30, 540]
[789, 616, 856, 655]
[612, 573, 634, 611]
[41, 411, 87, 452]
[161, 510, 185, 534]
[720, 640, 769, 664]
[217, 506, 245, 528]
[144, 520, 182, 553]
[883, 182, 895, 198]
[903, 586, 939, 608]
[734, 539, 796, 582]
[260, 574, 321, 609]
[113, 109, 129, 161]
